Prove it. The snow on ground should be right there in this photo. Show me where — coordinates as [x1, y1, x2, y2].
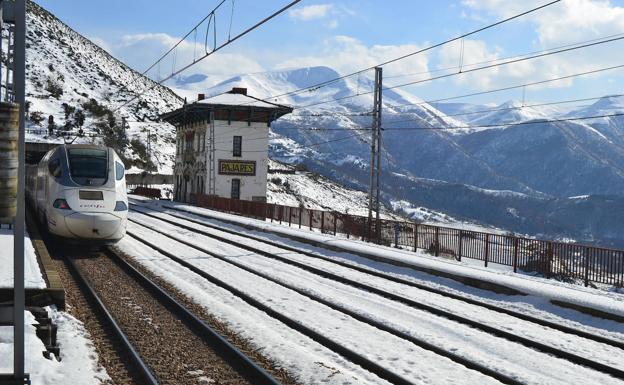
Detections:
[132, 198, 624, 321]
[0, 228, 46, 289]
[0, 309, 109, 385]
[121, 223, 504, 385]
[117, 236, 393, 385]
[128, 209, 624, 384]
[267, 160, 401, 219]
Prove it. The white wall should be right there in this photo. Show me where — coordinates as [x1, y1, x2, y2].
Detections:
[213, 120, 269, 201]
[173, 119, 269, 201]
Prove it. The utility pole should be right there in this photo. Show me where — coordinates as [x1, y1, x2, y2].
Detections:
[208, 113, 216, 196]
[374, 67, 383, 244]
[367, 67, 382, 242]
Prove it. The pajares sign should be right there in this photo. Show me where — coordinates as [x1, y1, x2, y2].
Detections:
[218, 160, 256, 176]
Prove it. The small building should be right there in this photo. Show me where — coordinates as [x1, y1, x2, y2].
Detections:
[161, 88, 292, 203]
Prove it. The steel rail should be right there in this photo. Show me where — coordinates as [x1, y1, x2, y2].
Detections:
[101, 247, 283, 385]
[64, 256, 160, 385]
[123, 231, 417, 385]
[127, 212, 624, 381]
[133, 202, 624, 350]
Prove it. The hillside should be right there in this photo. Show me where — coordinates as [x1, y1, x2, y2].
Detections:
[22, 1, 624, 246]
[24, 1, 183, 172]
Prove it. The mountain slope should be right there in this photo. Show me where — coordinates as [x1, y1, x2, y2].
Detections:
[25, 1, 183, 172]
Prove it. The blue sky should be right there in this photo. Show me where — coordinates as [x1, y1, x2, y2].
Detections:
[35, 0, 624, 106]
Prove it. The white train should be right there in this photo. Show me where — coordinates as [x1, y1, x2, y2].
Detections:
[26, 144, 128, 245]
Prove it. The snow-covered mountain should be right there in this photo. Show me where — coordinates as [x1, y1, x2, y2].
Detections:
[24, 1, 183, 173]
[23, 0, 624, 247]
[203, 66, 624, 246]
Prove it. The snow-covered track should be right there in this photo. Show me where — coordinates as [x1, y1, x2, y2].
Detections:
[127, 211, 624, 382]
[124, 227, 522, 385]
[131, 203, 624, 349]
[65, 247, 282, 385]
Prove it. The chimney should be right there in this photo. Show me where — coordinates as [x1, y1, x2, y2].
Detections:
[197, 93, 205, 101]
[229, 87, 247, 95]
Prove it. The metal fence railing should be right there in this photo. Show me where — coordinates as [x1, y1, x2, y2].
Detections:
[189, 194, 624, 287]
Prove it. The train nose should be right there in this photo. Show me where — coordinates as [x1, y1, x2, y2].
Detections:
[64, 212, 122, 239]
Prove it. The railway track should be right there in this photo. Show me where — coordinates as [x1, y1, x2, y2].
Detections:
[130, 202, 624, 348]
[126, 204, 624, 385]
[60, 246, 283, 385]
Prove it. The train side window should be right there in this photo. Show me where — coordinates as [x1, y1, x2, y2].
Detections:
[48, 158, 61, 178]
[116, 161, 125, 181]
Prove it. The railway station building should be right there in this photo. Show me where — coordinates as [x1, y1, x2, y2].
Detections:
[161, 88, 292, 203]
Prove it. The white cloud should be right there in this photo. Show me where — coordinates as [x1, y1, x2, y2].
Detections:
[100, 33, 265, 93]
[455, 0, 624, 92]
[289, 4, 334, 21]
[275, 35, 430, 83]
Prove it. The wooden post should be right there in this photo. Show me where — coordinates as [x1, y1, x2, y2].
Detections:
[513, 238, 519, 273]
[298, 207, 302, 229]
[457, 231, 463, 262]
[484, 234, 490, 267]
[434, 227, 440, 256]
[333, 213, 337, 236]
[321, 211, 325, 234]
[309, 210, 313, 231]
[288, 207, 292, 227]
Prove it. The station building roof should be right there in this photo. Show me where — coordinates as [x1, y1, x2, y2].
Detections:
[160, 88, 293, 127]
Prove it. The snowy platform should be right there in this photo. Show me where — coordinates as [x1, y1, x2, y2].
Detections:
[134, 198, 624, 321]
[0, 227, 46, 290]
[0, 308, 110, 385]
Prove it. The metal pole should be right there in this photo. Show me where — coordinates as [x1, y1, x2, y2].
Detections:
[367, 68, 381, 241]
[374, 67, 383, 244]
[13, 0, 26, 381]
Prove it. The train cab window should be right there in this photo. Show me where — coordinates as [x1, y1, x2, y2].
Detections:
[115, 161, 125, 181]
[231, 178, 240, 200]
[67, 148, 108, 185]
[48, 158, 61, 178]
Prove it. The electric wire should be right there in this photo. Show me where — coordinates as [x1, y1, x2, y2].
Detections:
[230, 0, 561, 106]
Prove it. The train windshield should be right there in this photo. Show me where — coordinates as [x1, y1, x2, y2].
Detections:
[67, 148, 108, 185]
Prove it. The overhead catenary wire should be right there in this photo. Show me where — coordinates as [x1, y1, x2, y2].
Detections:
[385, 63, 624, 110]
[111, 0, 302, 113]
[389, 93, 624, 122]
[230, 0, 561, 106]
[381, 112, 624, 131]
[294, 38, 624, 110]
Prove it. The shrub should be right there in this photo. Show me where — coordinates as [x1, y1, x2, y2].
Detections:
[45, 77, 63, 99]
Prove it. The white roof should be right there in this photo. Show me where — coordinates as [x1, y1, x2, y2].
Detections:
[198, 92, 281, 109]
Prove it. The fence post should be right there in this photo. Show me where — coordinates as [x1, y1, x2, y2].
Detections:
[484, 234, 490, 267]
[546, 242, 553, 279]
[321, 211, 325, 234]
[309, 210, 313, 231]
[298, 207, 302, 229]
[434, 227, 440, 256]
[288, 207, 292, 227]
[270, 204, 274, 222]
[333, 213, 337, 236]
[584, 247, 590, 287]
[457, 231, 463, 262]
[513, 238, 519, 273]
[413, 224, 418, 252]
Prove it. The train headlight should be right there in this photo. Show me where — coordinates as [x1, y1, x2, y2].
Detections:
[114, 201, 128, 211]
[53, 199, 72, 210]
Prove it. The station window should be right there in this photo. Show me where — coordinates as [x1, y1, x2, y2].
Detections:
[233, 136, 242, 157]
[231, 179, 240, 200]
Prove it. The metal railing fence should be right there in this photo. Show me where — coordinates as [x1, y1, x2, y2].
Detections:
[189, 194, 624, 287]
